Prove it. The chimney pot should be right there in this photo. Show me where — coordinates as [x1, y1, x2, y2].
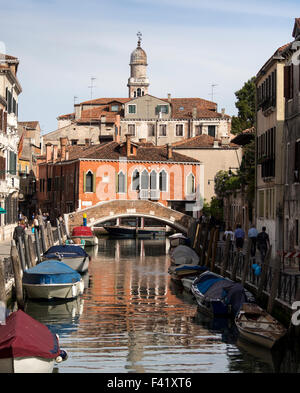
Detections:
[126, 134, 131, 157]
[46, 143, 52, 162]
[167, 143, 173, 159]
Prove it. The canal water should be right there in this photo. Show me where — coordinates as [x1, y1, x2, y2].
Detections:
[23, 237, 300, 373]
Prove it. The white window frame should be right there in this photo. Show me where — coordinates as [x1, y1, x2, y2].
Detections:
[186, 172, 196, 196]
[128, 124, 136, 136]
[85, 170, 94, 193]
[128, 104, 136, 114]
[117, 171, 126, 194]
[158, 169, 168, 192]
[175, 124, 184, 137]
[132, 169, 140, 191]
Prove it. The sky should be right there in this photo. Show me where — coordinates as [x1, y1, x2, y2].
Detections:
[0, 0, 298, 134]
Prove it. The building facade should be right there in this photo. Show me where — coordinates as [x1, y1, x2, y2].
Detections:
[37, 137, 203, 220]
[17, 121, 42, 218]
[43, 35, 231, 149]
[0, 53, 22, 240]
[282, 18, 300, 252]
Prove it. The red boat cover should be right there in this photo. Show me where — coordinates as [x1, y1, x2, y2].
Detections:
[0, 310, 60, 359]
[72, 226, 93, 237]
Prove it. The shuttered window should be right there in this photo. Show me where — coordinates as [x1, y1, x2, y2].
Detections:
[284, 65, 293, 99]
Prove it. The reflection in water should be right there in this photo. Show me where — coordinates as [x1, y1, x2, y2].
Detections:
[24, 238, 300, 373]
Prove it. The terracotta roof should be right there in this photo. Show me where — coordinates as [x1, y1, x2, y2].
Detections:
[18, 121, 39, 129]
[65, 141, 200, 163]
[292, 18, 300, 38]
[0, 53, 19, 62]
[172, 134, 238, 149]
[57, 113, 75, 120]
[80, 98, 131, 105]
[77, 107, 119, 123]
[230, 127, 255, 146]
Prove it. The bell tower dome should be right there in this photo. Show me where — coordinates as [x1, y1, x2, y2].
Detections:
[127, 32, 149, 98]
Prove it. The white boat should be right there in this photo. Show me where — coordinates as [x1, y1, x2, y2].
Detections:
[43, 245, 90, 273]
[22, 261, 84, 300]
[0, 310, 67, 373]
[181, 276, 196, 292]
[235, 303, 287, 349]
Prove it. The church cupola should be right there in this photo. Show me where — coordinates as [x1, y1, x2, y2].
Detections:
[127, 32, 150, 98]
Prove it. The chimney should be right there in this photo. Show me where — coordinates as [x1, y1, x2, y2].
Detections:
[53, 144, 58, 161]
[167, 93, 171, 103]
[213, 140, 219, 148]
[60, 137, 68, 161]
[126, 134, 131, 157]
[221, 135, 230, 146]
[65, 150, 69, 160]
[192, 107, 197, 119]
[221, 108, 225, 118]
[85, 138, 91, 148]
[167, 143, 173, 159]
[46, 143, 52, 162]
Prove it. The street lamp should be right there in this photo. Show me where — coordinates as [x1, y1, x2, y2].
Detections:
[208, 179, 214, 185]
[228, 167, 239, 175]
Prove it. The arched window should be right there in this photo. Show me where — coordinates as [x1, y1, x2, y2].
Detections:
[140, 169, 149, 190]
[132, 169, 140, 191]
[137, 88, 141, 97]
[85, 171, 93, 192]
[187, 173, 195, 195]
[118, 171, 126, 193]
[150, 170, 157, 190]
[159, 170, 167, 192]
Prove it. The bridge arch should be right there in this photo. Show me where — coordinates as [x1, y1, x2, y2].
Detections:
[65, 200, 196, 235]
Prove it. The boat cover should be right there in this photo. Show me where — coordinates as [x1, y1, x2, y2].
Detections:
[23, 261, 81, 285]
[193, 272, 248, 315]
[170, 245, 199, 265]
[71, 226, 93, 237]
[0, 310, 60, 359]
[44, 244, 88, 259]
[175, 265, 207, 272]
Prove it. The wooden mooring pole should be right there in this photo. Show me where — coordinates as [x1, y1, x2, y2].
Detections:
[267, 255, 281, 314]
[220, 235, 231, 277]
[34, 229, 42, 263]
[38, 215, 47, 253]
[10, 240, 24, 309]
[210, 228, 219, 272]
[0, 258, 6, 307]
[56, 219, 63, 245]
[205, 227, 215, 267]
[241, 238, 251, 286]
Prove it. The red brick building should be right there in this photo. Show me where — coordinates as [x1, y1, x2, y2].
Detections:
[37, 136, 203, 220]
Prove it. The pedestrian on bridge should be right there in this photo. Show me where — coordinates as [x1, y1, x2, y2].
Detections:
[234, 224, 245, 253]
[248, 224, 258, 257]
[257, 227, 270, 264]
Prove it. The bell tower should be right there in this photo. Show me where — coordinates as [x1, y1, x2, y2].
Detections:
[127, 32, 149, 98]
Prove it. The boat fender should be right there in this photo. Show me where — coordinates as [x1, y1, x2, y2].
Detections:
[56, 350, 68, 363]
[254, 266, 261, 276]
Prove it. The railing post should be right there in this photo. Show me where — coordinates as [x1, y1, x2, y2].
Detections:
[241, 238, 251, 286]
[220, 235, 231, 277]
[205, 227, 216, 267]
[267, 255, 281, 314]
[210, 228, 219, 272]
[10, 240, 24, 309]
[257, 245, 272, 301]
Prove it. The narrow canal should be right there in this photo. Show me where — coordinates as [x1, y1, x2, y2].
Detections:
[24, 237, 300, 373]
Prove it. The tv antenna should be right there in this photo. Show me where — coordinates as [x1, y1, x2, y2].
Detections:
[210, 84, 218, 102]
[88, 77, 96, 134]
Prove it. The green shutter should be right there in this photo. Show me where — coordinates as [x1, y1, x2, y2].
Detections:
[93, 173, 96, 193]
[116, 172, 119, 193]
[83, 171, 86, 193]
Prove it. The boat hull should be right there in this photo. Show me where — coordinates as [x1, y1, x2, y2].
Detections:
[71, 236, 98, 246]
[23, 280, 84, 300]
[104, 225, 166, 238]
[0, 356, 55, 373]
[44, 256, 89, 273]
[236, 328, 277, 349]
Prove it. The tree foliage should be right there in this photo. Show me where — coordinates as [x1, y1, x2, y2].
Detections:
[231, 77, 256, 135]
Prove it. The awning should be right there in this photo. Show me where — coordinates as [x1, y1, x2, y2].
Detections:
[0, 207, 6, 214]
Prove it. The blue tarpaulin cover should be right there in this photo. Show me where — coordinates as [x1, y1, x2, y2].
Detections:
[23, 261, 81, 285]
[195, 277, 224, 294]
[44, 245, 88, 259]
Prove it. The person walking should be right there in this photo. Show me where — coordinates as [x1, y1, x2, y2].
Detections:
[224, 227, 234, 251]
[234, 224, 245, 253]
[33, 215, 39, 234]
[257, 226, 270, 264]
[248, 224, 258, 257]
[13, 221, 25, 246]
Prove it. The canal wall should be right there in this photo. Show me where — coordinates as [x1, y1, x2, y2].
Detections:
[191, 223, 300, 332]
[0, 216, 67, 307]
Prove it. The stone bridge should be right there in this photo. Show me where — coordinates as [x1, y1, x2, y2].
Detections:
[64, 200, 197, 236]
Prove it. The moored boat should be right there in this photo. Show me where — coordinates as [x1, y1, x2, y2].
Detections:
[43, 244, 90, 273]
[71, 226, 98, 246]
[169, 245, 199, 265]
[104, 225, 167, 238]
[0, 310, 67, 373]
[22, 261, 84, 300]
[168, 233, 190, 248]
[235, 303, 287, 349]
[191, 271, 253, 317]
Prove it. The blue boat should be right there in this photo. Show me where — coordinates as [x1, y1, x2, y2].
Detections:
[22, 261, 84, 300]
[191, 271, 254, 317]
[43, 245, 90, 273]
